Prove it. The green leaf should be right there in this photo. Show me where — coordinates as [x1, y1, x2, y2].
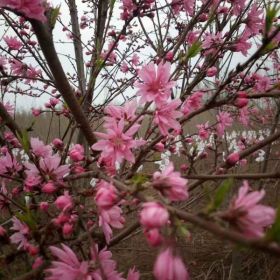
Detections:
[131, 173, 148, 186]
[50, 5, 61, 29]
[265, 4, 280, 36]
[16, 210, 37, 230]
[207, 178, 233, 213]
[266, 205, 280, 242]
[261, 40, 278, 55]
[187, 41, 202, 58]
[16, 129, 30, 153]
[175, 218, 191, 239]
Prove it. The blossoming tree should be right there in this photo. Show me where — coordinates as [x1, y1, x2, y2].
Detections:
[0, 0, 280, 279]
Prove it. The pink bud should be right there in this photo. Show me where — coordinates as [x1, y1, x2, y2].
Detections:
[235, 98, 248, 108]
[0, 226, 6, 236]
[185, 137, 193, 143]
[140, 202, 169, 229]
[180, 164, 188, 172]
[226, 152, 240, 165]
[165, 51, 174, 62]
[32, 108, 41, 116]
[42, 182, 56, 194]
[39, 202, 49, 212]
[95, 182, 117, 209]
[153, 247, 189, 280]
[49, 98, 59, 107]
[72, 164, 85, 174]
[69, 144, 85, 161]
[32, 257, 44, 269]
[155, 142, 165, 152]
[237, 91, 247, 98]
[28, 245, 39, 256]
[206, 66, 217, 77]
[144, 228, 163, 247]
[63, 223, 74, 236]
[52, 138, 64, 149]
[53, 214, 70, 226]
[55, 191, 73, 210]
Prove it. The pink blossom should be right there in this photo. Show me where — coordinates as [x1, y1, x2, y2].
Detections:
[153, 162, 189, 201]
[3, 36, 22, 50]
[32, 108, 41, 116]
[52, 138, 64, 150]
[253, 74, 271, 92]
[144, 228, 163, 247]
[62, 223, 74, 236]
[140, 202, 169, 229]
[46, 244, 91, 280]
[127, 267, 140, 280]
[121, 62, 129, 73]
[10, 217, 30, 250]
[239, 106, 250, 126]
[136, 62, 175, 105]
[0, 56, 7, 70]
[165, 51, 174, 62]
[10, 59, 27, 76]
[32, 256, 44, 269]
[153, 100, 183, 136]
[92, 118, 145, 164]
[230, 0, 246, 16]
[25, 65, 42, 84]
[55, 191, 73, 211]
[224, 181, 276, 238]
[104, 99, 138, 123]
[153, 247, 189, 280]
[4, 131, 21, 148]
[155, 142, 165, 152]
[233, 34, 252, 56]
[25, 154, 69, 186]
[183, 0, 194, 15]
[131, 54, 140, 66]
[226, 152, 240, 166]
[206, 66, 217, 77]
[91, 245, 124, 279]
[197, 122, 209, 140]
[69, 144, 85, 161]
[0, 225, 6, 236]
[186, 31, 199, 44]
[30, 137, 52, 158]
[42, 181, 56, 194]
[121, 0, 135, 20]
[216, 111, 233, 136]
[182, 91, 203, 115]
[202, 32, 223, 55]
[99, 205, 125, 243]
[95, 180, 118, 209]
[39, 202, 49, 212]
[244, 4, 263, 37]
[0, 152, 22, 175]
[0, 0, 47, 22]
[171, 0, 182, 15]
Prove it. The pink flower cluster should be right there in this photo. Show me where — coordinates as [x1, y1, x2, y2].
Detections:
[153, 247, 189, 280]
[224, 181, 275, 238]
[92, 112, 145, 168]
[95, 180, 125, 243]
[46, 243, 139, 280]
[140, 202, 169, 246]
[25, 138, 69, 186]
[153, 162, 189, 202]
[136, 62, 183, 136]
[0, 0, 47, 22]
